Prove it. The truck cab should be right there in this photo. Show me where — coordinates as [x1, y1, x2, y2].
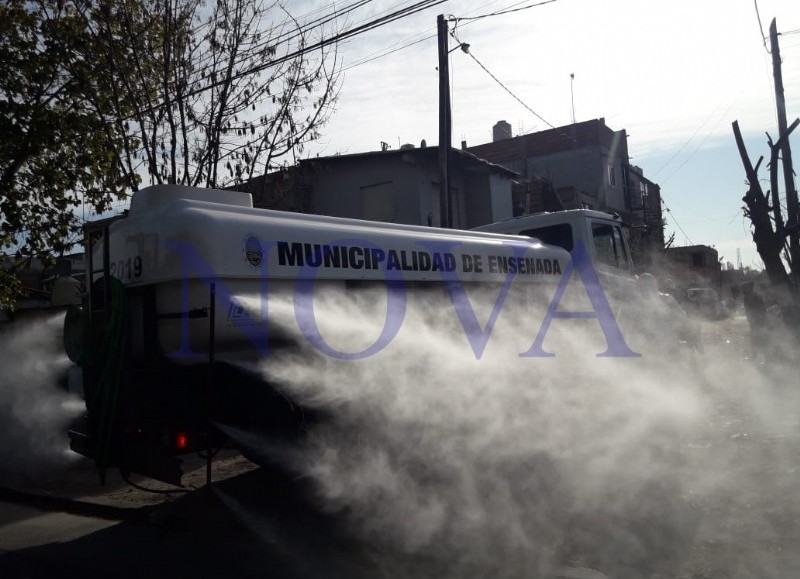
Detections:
[472, 209, 634, 275]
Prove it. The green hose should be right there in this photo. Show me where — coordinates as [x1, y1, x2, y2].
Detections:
[84, 278, 129, 476]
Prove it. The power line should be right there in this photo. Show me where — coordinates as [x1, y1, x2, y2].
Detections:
[197, 0, 375, 63]
[462, 47, 558, 131]
[649, 103, 724, 179]
[661, 199, 694, 246]
[753, 0, 770, 53]
[453, 0, 558, 22]
[248, 0, 448, 76]
[339, 0, 557, 76]
[251, 0, 556, 79]
[653, 95, 737, 183]
[342, 32, 435, 71]
[124, 0, 449, 119]
[447, 8, 578, 143]
[107, 1, 446, 183]
[176, 0, 382, 100]
[341, 1, 450, 73]
[200, 0, 399, 77]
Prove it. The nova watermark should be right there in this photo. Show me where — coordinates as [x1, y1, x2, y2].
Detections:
[163, 236, 640, 361]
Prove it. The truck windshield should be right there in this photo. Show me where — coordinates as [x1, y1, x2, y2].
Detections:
[592, 223, 629, 270]
[519, 223, 574, 252]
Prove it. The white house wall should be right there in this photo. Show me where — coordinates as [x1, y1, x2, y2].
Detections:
[310, 156, 422, 224]
[305, 152, 513, 229]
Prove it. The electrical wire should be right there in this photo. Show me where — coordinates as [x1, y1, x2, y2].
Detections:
[649, 103, 725, 179]
[342, 33, 434, 71]
[198, 0, 433, 77]
[96, 1, 450, 186]
[447, 0, 558, 133]
[462, 47, 559, 132]
[341, 0, 532, 73]
[148, 0, 373, 86]
[106, 0, 579, 193]
[108, 0, 562, 172]
[125, 0, 449, 119]
[753, 0, 770, 54]
[658, 98, 736, 187]
[661, 199, 694, 246]
[453, 0, 558, 22]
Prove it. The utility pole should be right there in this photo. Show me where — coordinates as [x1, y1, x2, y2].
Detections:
[770, 18, 800, 280]
[437, 14, 451, 228]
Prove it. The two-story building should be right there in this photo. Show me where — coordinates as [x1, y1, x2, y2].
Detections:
[466, 118, 664, 267]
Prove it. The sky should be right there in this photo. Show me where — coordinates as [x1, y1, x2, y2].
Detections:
[300, 0, 800, 270]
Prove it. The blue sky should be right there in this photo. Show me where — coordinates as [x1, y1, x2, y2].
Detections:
[306, 0, 800, 269]
[638, 136, 774, 270]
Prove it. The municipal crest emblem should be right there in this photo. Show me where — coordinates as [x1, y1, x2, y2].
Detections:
[243, 235, 263, 268]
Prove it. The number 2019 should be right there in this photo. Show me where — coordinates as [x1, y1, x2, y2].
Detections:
[110, 256, 143, 280]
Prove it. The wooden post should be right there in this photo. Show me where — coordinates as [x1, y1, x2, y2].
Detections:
[437, 14, 451, 228]
[769, 18, 800, 279]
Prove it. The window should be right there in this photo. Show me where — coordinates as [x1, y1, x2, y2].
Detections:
[520, 223, 574, 252]
[592, 223, 630, 270]
[607, 164, 617, 187]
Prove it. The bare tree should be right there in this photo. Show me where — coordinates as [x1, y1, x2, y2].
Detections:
[731, 17, 800, 307]
[732, 120, 795, 287]
[94, 0, 340, 189]
[733, 119, 800, 345]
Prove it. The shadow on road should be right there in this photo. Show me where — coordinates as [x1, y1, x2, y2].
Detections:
[1, 466, 373, 579]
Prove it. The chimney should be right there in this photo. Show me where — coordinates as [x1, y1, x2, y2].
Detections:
[493, 120, 512, 142]
[461, 140, 467, 150]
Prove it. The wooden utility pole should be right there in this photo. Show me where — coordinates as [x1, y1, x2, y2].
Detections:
[770, 18, 800, 279]
[437, 14, 451, 228]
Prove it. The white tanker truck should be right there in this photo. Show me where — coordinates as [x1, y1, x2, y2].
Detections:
[65, 185, 610, 485]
